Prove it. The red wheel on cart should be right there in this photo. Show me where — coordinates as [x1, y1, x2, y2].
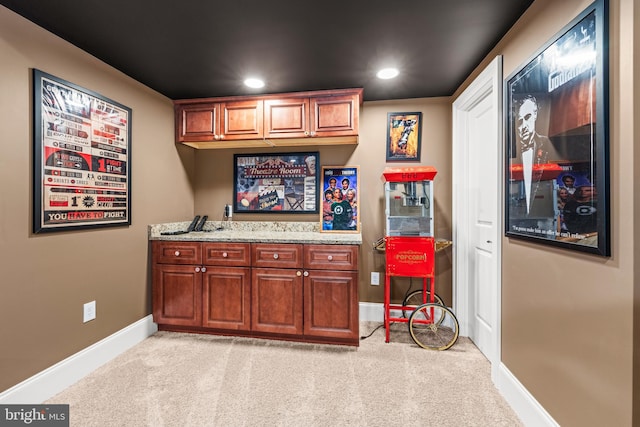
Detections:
[408, 303, 459, 350]
[402, 290, 444, 320]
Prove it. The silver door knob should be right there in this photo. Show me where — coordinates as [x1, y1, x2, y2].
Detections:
[273, 253, 279, 259]
[174, 251, 180, 256]
[303, 271, 309, 277]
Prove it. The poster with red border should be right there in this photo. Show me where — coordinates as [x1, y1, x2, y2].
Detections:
[33, 69, 131, 233]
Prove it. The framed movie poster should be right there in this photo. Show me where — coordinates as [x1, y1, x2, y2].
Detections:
[320, 166, 360, 233]
[234, 152, 319, 213]
[386, 112, 422, 162]
[504, 0, 609, 256]
[33, 69, 132, 233]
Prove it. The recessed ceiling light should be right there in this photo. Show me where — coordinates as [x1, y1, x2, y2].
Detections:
[377, 68, 399, 79]
[244, 78, 265, 88]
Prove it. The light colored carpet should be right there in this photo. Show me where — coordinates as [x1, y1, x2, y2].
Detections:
[46, 322, 522, 426]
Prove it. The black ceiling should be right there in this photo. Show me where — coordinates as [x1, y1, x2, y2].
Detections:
[1, 0, 533, 101]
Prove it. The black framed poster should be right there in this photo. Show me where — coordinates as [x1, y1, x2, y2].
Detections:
[504, 0, 609, 256]
[33, 69, 132, 233]
[233, 152, 319, 213]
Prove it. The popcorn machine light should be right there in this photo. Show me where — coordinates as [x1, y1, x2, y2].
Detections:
[381, 166, 437, 343]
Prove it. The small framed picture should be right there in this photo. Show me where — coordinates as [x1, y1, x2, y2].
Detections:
[320, 166, 360, 233]
[386, 112, 422, 162]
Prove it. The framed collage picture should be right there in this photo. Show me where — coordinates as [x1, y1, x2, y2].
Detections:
[233, 152, 319, 213]
[320, 166, 360, 233]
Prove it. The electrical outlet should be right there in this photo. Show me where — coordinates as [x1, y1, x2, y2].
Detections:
[83, 301, 96, 323]
[371, 272, 380, 286]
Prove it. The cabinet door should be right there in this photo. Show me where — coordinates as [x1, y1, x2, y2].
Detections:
[176, 103, 220, 142]
[264, 97, 309, 139]
[304, 270, 359, 341]
[310, 94, 359, 137]
[251, 268, 303, 335]
[220, 99, 263, 140]
[202, 266, 251, 331]
[153, 264, 202, 326]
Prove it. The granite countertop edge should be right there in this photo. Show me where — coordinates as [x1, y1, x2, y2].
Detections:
[148, 221, 362, 245]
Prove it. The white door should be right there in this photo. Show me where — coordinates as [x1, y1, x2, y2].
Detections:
[452, 56, 502, 381]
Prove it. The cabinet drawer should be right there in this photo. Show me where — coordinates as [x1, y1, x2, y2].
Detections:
[252, 243, 303, 268]
[153, 241, 202, 265]
[203, 242, 251, 266]
[304, 244, 358, 271]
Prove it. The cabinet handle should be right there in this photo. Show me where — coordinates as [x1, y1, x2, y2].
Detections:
[174, 251, 180, 257]
[214, 135, 219, 140]
[310, 131, 316, 137]
[219, 134, 225, 140]
[201, 267, 207, 272]
[273, 253, 279, 260]
[222, 252, 228, 258]
[296, 271, 302, 277]
[195, 267, 201, 273]
[327, 255, 333, 261]
[304, 131, 309, 136]
[303, 271, 309, 277]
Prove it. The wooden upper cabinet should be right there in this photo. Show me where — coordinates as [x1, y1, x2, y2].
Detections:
[264, 97, 309, 139]
[175, 88, 362, 149]
[310, 94, 358, 137]
[221, 99, 263, 140]
[176, 103, 220, 143]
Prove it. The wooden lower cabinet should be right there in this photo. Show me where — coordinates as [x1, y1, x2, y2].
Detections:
[152, 240, 359, 346]
[153, 264, 202, 327]
[304, 270, 359, 341]
[203, 267, 251, 331]
[251, 268, 303, 335]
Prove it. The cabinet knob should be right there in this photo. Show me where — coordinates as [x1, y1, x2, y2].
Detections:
[201, 267, 207, 272]
[195, 267, 201, 273]
[273, 253, 279, 260]
[310, 131, 316, 137]
[214, 135, 220, 140]
[296, 271, 302, 277]
[327, 255, 333, 261]
[304, 131, 309, 136]
[303, 271, 309, 277]
[222, 252, 228, 258]
[174, 251, 180, 257]
[219, 134, 225, 140]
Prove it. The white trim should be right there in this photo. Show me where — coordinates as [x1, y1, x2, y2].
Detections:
[497, 363, 559, 426]
[452, 55, 503, 384]
[0, 315, 157, 404]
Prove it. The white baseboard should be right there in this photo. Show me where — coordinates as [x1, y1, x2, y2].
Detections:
[497, 362, 559, 426]
[0, 315, 157, 404]
[359, 302, 384, 322]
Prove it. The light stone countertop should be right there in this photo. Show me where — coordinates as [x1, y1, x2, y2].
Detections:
[148, 221, 362, 245]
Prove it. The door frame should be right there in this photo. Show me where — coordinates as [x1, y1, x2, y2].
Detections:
[452, 55, 503, 382]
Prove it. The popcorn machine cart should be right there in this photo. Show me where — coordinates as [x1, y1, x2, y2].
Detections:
[381, 166, 459, 350]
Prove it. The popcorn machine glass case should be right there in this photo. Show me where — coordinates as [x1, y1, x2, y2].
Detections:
[382, 167, 436, 237]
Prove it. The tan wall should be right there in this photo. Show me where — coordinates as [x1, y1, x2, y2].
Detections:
[193, 97, 453, 305]
[454, 0, 637, 425]
[0, 8, 195, 392]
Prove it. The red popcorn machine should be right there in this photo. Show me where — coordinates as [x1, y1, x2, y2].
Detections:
[381, 166, 458, 350]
